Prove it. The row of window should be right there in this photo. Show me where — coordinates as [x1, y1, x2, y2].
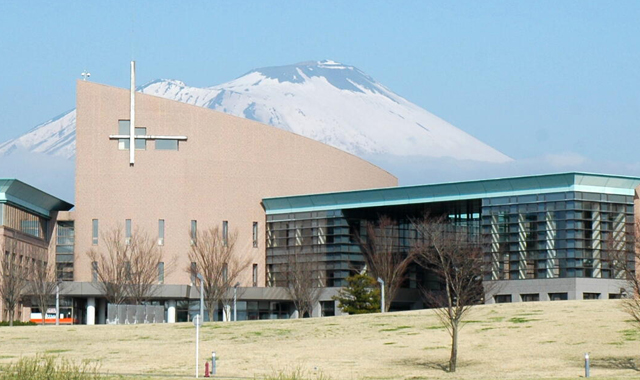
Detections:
[494, 292, 621, 303]
[91, 219, 260, 248]
[188, 262, 260, 287]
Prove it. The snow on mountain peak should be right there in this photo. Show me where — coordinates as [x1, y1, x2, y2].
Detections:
[0, 60, 512, 164]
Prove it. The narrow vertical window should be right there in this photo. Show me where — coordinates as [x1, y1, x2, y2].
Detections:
[158, 219, 165, 246]
[92, 219, 99, 245]
[125, 219, 132, 244]
[253, 222, 258, 248]
[190, 262, 197, 283]
[92, 261, 98, 282]
[222, 263, 228, 282]
[158, 262, 165, 283]
[222, 221, 229, 247]
[191, 220, 197, 245]
[252, 264, 258, 287]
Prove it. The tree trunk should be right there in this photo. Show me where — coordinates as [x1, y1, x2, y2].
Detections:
[449, 322, 458, 372]
[206, 301, 215, 322]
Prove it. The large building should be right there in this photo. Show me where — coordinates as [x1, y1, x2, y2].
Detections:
[2, 73, 640, 324]
[263, 173, 639, 306]
[0, 180, 73, 322]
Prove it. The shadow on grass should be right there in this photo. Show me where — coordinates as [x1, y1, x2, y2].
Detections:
[593, 357, 639, 371]
[398, 357, 475, 373]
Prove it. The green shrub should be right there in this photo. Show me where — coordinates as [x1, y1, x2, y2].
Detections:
[0, 355, 102, 380]
[0, 321, 36, 327]
[332, 273, 380, 314]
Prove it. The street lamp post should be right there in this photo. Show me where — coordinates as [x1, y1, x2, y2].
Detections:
[233, 282, 240, 322]
[195, 273, 204, 378]
[377, 277, 385, 313]
[55, 280, 62, 326]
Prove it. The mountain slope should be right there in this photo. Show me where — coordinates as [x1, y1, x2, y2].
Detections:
[0, 60, 511, 163]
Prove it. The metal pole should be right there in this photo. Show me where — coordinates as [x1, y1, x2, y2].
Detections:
[55, 283, 60, 326]
[233, 282, 239, 322]
[196, 273, 204, 378]
[200, 280, 204, 323]
[585, 353, 590, 378]
[195, 315, 199, 378]
[211, 351, 216, 375]
[377, 278, 385, 313]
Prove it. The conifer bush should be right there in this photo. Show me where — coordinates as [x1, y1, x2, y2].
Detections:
[332, 273, 381, 314]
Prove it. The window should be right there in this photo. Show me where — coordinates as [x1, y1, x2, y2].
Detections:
[223, 221, 229, 247]
[125, 219, 132, 244]
[135, 128, 147, 150]
[321, 301, 335, 317]
[92, 261, 98, 282]
[92, 219, 99, 245]
[190, 262, 197, 284]
[222, 263, 228, 282]
[252, 264, 258, 287]
[158, 262, 165, 283]
[118, 120, 130, 150]
[494, 295, 512, 303]
[21, 220, 40, 237]
[155, 140, 178, 150]
[191, 220, 197, 245]
[549, 293, 568, 301]
[521, 294, 539, 302]
[583, 293, 600, 300]
[117, 121, 146, 150]
[158, 219, 165, 245]
[253, 222, 258, 248]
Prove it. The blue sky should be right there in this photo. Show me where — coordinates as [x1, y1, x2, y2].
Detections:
[1, 1, 639, 162]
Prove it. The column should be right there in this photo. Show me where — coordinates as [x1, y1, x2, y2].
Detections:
[86, 297, 96, 326]
[97, 299, 106, 325]
[167, 300, 176, 324]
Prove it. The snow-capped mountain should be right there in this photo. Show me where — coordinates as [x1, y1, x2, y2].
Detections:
[0, 60, 511, 163]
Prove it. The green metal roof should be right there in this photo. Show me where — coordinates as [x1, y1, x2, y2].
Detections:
[262, 172, 640, 215]
[0, 179, 74, 218]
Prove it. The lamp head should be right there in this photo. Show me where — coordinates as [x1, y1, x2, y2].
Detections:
[377, 277, 384, 285]
[234, 282, 240, 288]
[196, 273, 204, 281]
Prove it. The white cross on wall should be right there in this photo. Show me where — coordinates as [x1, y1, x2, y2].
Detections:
[107, 61, 187, 166]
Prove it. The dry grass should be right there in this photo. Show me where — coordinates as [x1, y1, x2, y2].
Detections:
[1, 300, 639, 379]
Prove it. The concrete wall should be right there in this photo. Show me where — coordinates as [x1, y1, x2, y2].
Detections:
[74, 81, 397, 287]
[485, 278, 630, 303]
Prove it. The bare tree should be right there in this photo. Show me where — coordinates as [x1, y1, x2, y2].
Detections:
[0, 239, 28, 326]
[606, 220, 640, 324]
[87, 227, 165, 305]
[411, 216, 485, 373]
[359, 216, 415, 312]
[187, 226, 250, 322]
[126, 230, 166, 305]
[283, 244, 322, 318]
[26, 247, 58, 326]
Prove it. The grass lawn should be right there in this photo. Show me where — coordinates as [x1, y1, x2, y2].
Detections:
[1, 300, 639, 379]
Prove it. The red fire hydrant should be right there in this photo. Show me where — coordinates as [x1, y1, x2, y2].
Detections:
[204, 361, 210, 377]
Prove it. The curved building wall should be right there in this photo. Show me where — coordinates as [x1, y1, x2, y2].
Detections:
[74, 81, 397, 286]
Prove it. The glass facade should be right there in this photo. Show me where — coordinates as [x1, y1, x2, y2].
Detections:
[266, 190, 635, 290]
[266, 200, 480, 288]
[483, 191, 634, 281]
[56, 221, 74, 281]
